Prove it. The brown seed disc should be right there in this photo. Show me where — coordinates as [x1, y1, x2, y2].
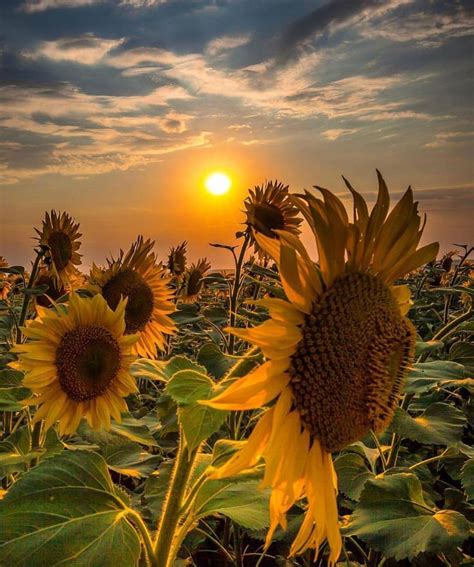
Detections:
[250, 203, 285, 237]
[288, 272, 415, 453]
[56, 325, 121, 401]
[102, 268, 154, 333]
[48, 231, 73, 271]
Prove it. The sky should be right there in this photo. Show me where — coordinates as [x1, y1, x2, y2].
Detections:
[0, 0, 473, 270]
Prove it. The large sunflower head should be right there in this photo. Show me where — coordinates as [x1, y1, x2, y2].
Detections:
[167, 241, 188, 277]
[88, 236, 176, 358]
[11, 293, 138, 436]
[35, 211, 82, 286]
[201, 171, 439, 564]
[244, 180, 302, 256]
[180, 258, 211, 303]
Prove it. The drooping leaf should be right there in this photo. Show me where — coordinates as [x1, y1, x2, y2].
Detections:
[0, 386, 30, 411]
[77, 413, 158, 447]
[167, 370, 227, 451]
[0, 451, 141, 566]
[461, 459, 474, 501]
[0, 425, 63, 476]
[334, 452, 375, 501]
[449, 341, 474, 373]
[193, 479, 270, 530]
[405, 361, 465, 393]
[130, 358, 167, 382]
[197, 343, 234, 378]
[344, 472, 470, 560]
[102, 442, 160, 478]
[391, 403, 466, 446]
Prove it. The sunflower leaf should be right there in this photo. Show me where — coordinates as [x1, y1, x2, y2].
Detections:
[0, 451, 141, 567]
[193, 479, 270, 530]
[344, 472, 470, 560]
[167, 370, 228, 451]
[391, 403, 466, 446]
[461, 459, 474, 501]
[102, 441, 160, 478]
[334, 452, 375, 501]
[197, 343, 234, 378]
[405, 361, 465, 393]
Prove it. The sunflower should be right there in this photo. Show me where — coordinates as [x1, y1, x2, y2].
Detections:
[201, 171, 439, 564]
[180, 258, 211, 303]
[0, 278, 11, 301]
[35, 211, 82, 286]
[244, 180, 302, 256]
[11, 293, 138, 435]
[35, 267, 84, 309]
[88, 236, 176, 358]
[168, 241, 188, 277]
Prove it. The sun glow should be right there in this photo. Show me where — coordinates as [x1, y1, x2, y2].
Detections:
[205, 172, 232, 196]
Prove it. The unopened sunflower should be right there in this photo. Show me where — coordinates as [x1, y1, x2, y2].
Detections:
[89, 236, 176, 358]
[245, 180, 302, 256]
[201, 171, 439, 564]
[35, 211, 82, 286]
[11, 293, 138, 435]
[180, 258, 211, 303]
[168, 241, 188, 277]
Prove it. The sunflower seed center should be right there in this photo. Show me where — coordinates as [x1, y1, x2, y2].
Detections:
[56, 325, 121, 401]
[252, 203, 285, 237]
[102, 268, 154, 333]
[48, 230, 73, 271]
[288, 272, 415, 453]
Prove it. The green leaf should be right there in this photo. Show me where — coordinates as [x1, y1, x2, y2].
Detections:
[167, 370, 227, 451]
[0, 386, 30, 411]
[345, 472, 470, 560]
[0, 368, 24, 387]
[164, 355, 207, 379]
[449, 341, 474, 373]
[415, 340, 443, 357]
[0, 451, 141, 567]
[391, 403, 466, 446]
[193, 479, 270, 530]
[102, 442, 160, 478]
[130, 358, 167, 382]
[406, 361, 465, 393]
[77, 413, 158, 447]
[197, 343, 234, 379]
[461, 459, 474, 501]
[334, 452, 375, 501]
[0, 425, 63, 476]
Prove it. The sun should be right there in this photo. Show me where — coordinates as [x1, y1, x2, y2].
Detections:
[205, 172, 231, 196]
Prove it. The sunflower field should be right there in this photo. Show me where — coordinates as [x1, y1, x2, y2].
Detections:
[0, 173, 472, 567]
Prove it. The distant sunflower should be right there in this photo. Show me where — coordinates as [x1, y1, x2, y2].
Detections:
[180, 258, 211, 303]
[11, 293, 138, 435]
[168, 241, 188, 277]
[35, 267, 84, 309]
[0, 256, 7, 268]
[0, 278, 11, 301]
[245, 180, 302, 256]
[89, 236, 176, 358]
[201, 171, 439, 564]
[35, 211, 82, 286]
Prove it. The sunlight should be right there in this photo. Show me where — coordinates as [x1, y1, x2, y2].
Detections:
[205, 172, 232, 196]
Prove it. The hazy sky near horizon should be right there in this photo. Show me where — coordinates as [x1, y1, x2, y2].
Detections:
[1, 0, 473, 269]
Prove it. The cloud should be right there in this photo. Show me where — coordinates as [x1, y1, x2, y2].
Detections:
[424, 131, 474, 149]
[322, 128, 357, 140]
[206, 34, 251, 57]
[21, 0, 103, 13]
[25, 35, 124, 65]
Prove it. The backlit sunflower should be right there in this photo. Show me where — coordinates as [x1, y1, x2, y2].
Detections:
[88, 236, 176, 358]
[11, 293, 138, 436]
[35, 211, 82, 286]
[168, 241, 188, 277]
[201, 171, 439, 564]
[180, 258, 211, 303]
[35, 267, 84, 309]
[244, 180, 302, 256]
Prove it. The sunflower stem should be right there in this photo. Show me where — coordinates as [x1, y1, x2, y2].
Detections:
[153, 428, 198, 567]
[29, 419, 44, 468]
[126, 509, 158, 567]
[16, 248, 44, 343]
[228, 232, 250, 354]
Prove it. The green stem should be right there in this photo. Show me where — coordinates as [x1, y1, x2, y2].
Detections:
[153, 429, 198, 567]
[409, 452, 450, 471]
[431, 307, 472, 343]
[126, 509, 158, 567]
[228, 233, 250, 354]
[386, 393, 414, 468]
[29, 420, 44, 468]
[16, 249, 43, 343]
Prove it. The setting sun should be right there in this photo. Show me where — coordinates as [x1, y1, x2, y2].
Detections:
[205, 172, 231, 196]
